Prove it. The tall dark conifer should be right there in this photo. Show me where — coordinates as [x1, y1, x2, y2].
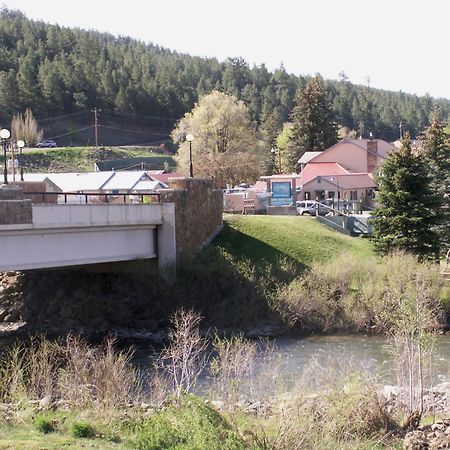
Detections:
[371, 133, 442, 259]
[422, 107, 450, 252]
[287, 76, 338, 171]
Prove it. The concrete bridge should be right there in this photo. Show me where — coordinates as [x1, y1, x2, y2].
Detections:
[0, 178, 223, 275]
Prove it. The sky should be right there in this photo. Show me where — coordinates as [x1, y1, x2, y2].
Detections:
[2, 0, 450, 99]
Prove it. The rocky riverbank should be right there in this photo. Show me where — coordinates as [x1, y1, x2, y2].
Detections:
[404, 419, 450, 449]
[0, 270, 287, 342]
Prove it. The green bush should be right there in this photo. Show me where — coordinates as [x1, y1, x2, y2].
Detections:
[70, 421, 96, 438]
[34, 414, 55, 434]
[133, 394, 245, 450]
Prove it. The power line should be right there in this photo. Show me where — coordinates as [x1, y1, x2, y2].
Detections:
[47, 125, 94, 139]
[100, 109, 178, 122]
[99, 124, 170, 137]
[37, 109, 91, 123]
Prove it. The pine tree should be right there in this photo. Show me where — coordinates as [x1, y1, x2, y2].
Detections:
[287, 76, 338, 170]
[371, 133, 442, 259]
[422, 107, 450, 253]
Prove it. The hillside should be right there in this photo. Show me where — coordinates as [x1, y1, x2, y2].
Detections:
[216, 215, 373, 269]
[19, 146, 177, 173]
[1, 7, 450, 144]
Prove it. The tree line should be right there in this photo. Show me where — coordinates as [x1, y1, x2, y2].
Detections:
[1, 7, 450, 142]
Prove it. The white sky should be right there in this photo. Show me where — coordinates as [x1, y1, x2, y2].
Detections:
[2, 0, 449, 99]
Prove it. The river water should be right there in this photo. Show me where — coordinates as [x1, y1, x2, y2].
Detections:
[262, 334, 450, 385]
[1, 333, 449, 389]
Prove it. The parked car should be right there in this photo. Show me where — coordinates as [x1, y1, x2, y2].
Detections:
[37, 139, 57, 148]
[296, 200, 330, 216]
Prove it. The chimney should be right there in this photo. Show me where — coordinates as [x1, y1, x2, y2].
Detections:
[367, 137, 378, 173]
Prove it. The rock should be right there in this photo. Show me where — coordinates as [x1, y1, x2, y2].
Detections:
[38, 395, 52, 410]
[404, 419, 450, 449]
[0, 308, 7, 321]
[403, 430, 429, 450]
[211, 400, 224, 410]
[4, 310, 19, 322]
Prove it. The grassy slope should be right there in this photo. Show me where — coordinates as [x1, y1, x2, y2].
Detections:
[20, 146, 177, 173]
[215, 214, 374, 269]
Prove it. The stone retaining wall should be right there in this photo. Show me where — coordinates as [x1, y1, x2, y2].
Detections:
[267, 205, 297, 216]
[0, 185, 32, 225]
[159, 177, 223, 257]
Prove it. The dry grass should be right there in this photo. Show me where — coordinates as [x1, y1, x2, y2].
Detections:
[0, 335, 139, 415]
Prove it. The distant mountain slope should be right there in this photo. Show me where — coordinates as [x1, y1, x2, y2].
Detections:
[1, 7, 449, 144]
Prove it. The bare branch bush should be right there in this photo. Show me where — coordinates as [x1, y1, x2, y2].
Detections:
[158, 309, 208, 399]
[0, 336, 62, 404]
[363, 252, 443, 422]
[57, 335, 138, 411]
[11, 108, 43, 145]
[209, 334, 257, 406]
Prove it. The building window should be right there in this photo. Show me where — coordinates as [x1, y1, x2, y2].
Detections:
[366, 189, 374, 198]
[328, 191, 336, 199]
[350, 190, 358, 200]
[304, 191, 311, 200]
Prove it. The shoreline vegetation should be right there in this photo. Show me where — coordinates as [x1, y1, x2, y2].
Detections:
[1, 215, 450, 448]
[0, 312, 449, 449]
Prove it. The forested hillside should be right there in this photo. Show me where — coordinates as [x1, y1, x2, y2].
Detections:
[1, 7, 449, 145]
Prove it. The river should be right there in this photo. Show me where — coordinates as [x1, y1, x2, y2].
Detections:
[129, 333, 450, 397]
[258, 334, 450, 386]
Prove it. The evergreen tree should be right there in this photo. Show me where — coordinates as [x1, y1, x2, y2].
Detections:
[422, 107, 450, 252]
[371, 133, 442, 259]
[287, 76, 338, 170]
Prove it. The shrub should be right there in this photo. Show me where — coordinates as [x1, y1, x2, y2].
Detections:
[34, 414, 55, 434]
[133, 394, 245, 450]
[70, 420, 96, 438]
[209, 335, 257, 405]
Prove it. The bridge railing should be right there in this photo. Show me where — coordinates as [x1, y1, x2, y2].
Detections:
[25, 192, 161, 205]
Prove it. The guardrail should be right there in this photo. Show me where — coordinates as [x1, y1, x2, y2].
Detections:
[24, 192, 161, 204]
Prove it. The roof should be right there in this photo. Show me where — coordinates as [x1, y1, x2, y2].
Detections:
[304, 173, 376, 190]
[19, 171, 153, 192]
[260, 174, 302, 180]
[45, 172, 115, 192]
[301, 162, 349, 185]
[101, 171, 150, 191]
[15, 173, 49, 182]
[147, 172, 183, 187]
[132, 180, 163, 191]
[250, 180, 267, 193]
[298, 151, 322, 164]
[346, 138, 395, 158]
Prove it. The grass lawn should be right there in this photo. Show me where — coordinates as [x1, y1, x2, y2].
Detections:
[0, 423, 127, 450]
[19, 146, 177, 173]
[215, 214, 374, 268]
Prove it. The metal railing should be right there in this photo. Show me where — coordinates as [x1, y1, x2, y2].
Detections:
[24, 191, 161, 205]
[314, 201, 371, 235]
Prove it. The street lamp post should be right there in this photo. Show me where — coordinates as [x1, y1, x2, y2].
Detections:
[186, 133, 194, 178]
[271, 147, 282, 174]
[331, 175, 340, 213]
[0, 128, 10, 185]
[17, 140, 25, 181]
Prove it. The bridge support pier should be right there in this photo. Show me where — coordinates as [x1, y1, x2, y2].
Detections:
[157, 203, 176, 281]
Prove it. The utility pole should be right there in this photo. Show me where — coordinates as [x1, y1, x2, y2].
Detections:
[91, 108, 101, 147]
